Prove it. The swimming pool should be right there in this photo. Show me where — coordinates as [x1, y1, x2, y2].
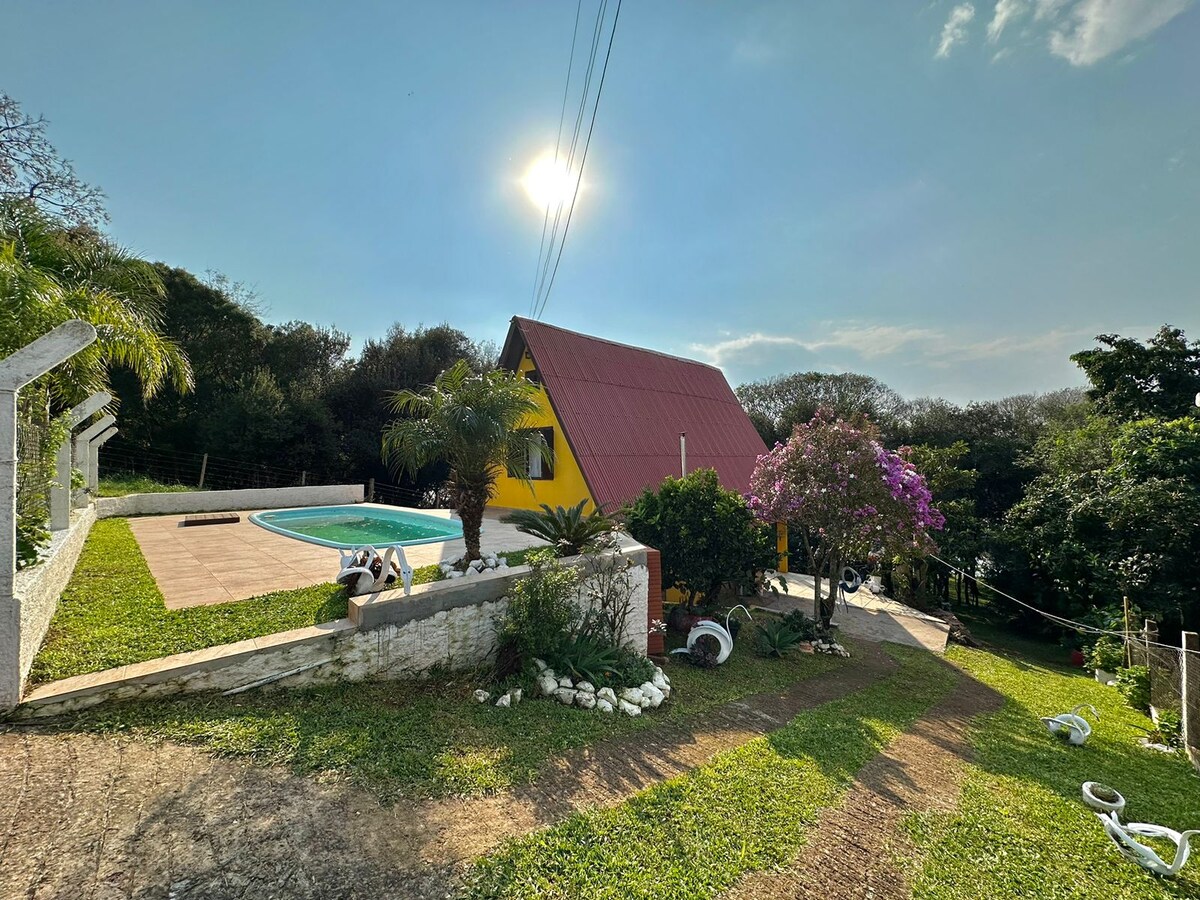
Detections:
[249, 505, 463, 549]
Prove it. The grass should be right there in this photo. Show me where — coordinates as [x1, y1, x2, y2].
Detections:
[71, 632, 851, 800]
[97, 474, 197, 497]
[463, 645, 958, 899]
[28, 518, 348, 685]
[903, 645, 1200, 899]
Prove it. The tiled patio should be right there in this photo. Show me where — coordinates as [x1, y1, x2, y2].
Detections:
[127, 505, 548, 609]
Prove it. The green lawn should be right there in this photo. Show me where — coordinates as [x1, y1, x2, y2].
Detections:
[904, 645, 1200, 899]
[28, 518, 350, 685]
[464, 645, 957, 899]
[97, 474, 198, 497]
[71, 633, 850, 800]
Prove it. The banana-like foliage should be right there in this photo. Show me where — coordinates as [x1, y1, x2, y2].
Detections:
[381, 359, 546, 561]
[502, 499, 615, 557]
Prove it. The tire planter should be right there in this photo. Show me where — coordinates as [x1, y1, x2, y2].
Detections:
[1082, 781, 1126, 815]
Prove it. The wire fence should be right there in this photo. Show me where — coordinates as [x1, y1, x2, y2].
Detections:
[99, 441, 440, 509]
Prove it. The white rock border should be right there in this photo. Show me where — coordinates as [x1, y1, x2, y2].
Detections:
[480, 658, 672, 717]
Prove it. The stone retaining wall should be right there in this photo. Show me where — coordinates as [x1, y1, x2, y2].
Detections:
[19, 544, 652, 717]
[94, 483, 364, 518]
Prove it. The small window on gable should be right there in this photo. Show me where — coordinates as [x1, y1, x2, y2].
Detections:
[525, 368, 542, 386]
[527, 426, 554, 480]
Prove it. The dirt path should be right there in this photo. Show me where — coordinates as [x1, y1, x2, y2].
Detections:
[720, 668, 1003, 900]
[0, 645, 896, 900]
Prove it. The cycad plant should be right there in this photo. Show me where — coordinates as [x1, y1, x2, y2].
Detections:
[381, 359, 547, 561]
[502, 499, 615, 557]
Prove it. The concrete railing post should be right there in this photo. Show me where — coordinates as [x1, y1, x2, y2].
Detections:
[72, 414, 115, 508]
[0, 321, 97, 710]
[1183, 632, 1199, 771]
[88, 427, 118, 493]
[50, 392, 110, 532]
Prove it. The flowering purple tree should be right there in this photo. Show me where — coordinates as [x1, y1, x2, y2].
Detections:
[748, 409, 944, 624]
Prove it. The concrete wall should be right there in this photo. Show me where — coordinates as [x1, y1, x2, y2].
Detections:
[12, 506, 96, 693]
[95, 483, 364, 518]
[19, 543, 652, 717]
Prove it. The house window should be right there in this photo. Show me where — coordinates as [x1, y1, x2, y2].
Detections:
[524, 368, 542, 386]
[524, 427, 554, 480]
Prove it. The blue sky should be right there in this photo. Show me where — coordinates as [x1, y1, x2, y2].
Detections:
[4, 1, 1198, 402]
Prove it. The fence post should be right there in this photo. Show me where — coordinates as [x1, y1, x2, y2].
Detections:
[50, 391, 110, 531]
[367, 477, 375, 502]
[0, 321, 97, 710]
[72, 414, 114, 508]
[1183, 632, 1199, 771]
[88, 427, 118, 493]
[197, 453, 208, 489]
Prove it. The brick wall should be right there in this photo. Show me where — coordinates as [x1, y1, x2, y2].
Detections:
[645, 547, 665, 656]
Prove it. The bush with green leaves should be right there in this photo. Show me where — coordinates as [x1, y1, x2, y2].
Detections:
[1114, 665, 1150, 712]
[1086, 636, 1125, 672]
[756, 619, 806, 658]
[781, 609, 825, 642]
[502, 500, 616, 558]
[625, 468, 777, 610]
[551, 634, 620, 686]
[496, 548, 582, 663]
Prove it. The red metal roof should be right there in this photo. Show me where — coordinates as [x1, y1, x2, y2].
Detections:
[501, 317, 768, 512]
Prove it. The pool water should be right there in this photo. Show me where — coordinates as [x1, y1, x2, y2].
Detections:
[249, 505, 463, 549]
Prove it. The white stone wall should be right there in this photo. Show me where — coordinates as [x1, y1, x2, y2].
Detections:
[21, 553, 652, 716]
[13, 506, 96, 691]
[94, 483, 364, 518]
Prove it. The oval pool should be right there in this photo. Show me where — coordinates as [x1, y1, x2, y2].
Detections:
[249, 505, 463, 549]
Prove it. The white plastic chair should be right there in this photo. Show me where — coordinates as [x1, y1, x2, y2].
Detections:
[1097, 811, 1199, 878]
[1041, 704, 1099, 745]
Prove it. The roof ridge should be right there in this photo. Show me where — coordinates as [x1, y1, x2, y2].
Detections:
[511, 316, 722, 373]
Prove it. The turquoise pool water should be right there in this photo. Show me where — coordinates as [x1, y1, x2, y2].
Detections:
[249, 505, 463, 549]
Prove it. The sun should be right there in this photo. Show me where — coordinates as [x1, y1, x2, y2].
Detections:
[521, 150, 580, 213]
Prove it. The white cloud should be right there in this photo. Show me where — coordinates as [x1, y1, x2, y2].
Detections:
[1048, 0, 1192, 65]
[936, 3, 978, 57]
[988, 0, 1028, 40]
[1034, 0, 1072, 20]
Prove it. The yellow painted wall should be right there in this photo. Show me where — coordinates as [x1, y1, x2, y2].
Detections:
[490, 352, 595, 512]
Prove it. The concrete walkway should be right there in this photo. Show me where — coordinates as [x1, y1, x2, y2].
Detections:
[758, 572, 950, 653]
[128, 506, 547, 609]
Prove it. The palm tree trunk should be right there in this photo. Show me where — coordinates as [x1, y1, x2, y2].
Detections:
[459, 489, 486, 561]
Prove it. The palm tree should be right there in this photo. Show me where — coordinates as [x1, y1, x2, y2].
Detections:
[382, 359, 546, 562]
[0, 200, 193, 406]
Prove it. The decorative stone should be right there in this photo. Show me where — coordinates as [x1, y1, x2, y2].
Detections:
[576, 691, 596, 709]
[640, 682, 665, 708]
[597, 687, 617, 704]
[558, 675, 574, 689]
[576, 681, 596, 694]
[618, 699, 642, 717]
[495, 694, 511, 708]
[507, 688, 523, 705]
[538, 675, 558, 697]
[554, 688, 577, 705]
[533, 659, 549, 672]
[448, 571, 463, 579]
[473, 689, 491, 703]
[596, 698, 615, 713]
[497, 557, 508, 567]
[620, 687, 644, 706]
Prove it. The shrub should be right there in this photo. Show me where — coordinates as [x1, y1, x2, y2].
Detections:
[551, 634, 620, 685]
[1115, 665, 1150, 712]
[1086, 636, 1125, 672]
[1153, 709, 1183, 748]
[756, 619, 805, 658]
[625, 468, 777, 610]
[497, 549, 581, 662]
[578, 547, 638, 648]
[781, 609, 825, 642]
[502, 500, 616, 557]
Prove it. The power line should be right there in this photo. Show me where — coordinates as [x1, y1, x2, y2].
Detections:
[532, 0, 623, 321]
[929, 554, 1200, 657]
[529, 0, 584, 318]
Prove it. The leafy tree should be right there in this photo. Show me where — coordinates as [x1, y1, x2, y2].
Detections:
[1005, 417, 1200, 633]
[1072, 326, 1200, 422]
[748, 411, 944, 624]
[737, 372, 905, 446]
[381, 360, 546, 561]
[624, 468, 776, 611]
[0, 93, 106, 227]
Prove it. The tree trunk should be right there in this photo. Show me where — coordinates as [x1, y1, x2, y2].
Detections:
[458, 490, 486, 562]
